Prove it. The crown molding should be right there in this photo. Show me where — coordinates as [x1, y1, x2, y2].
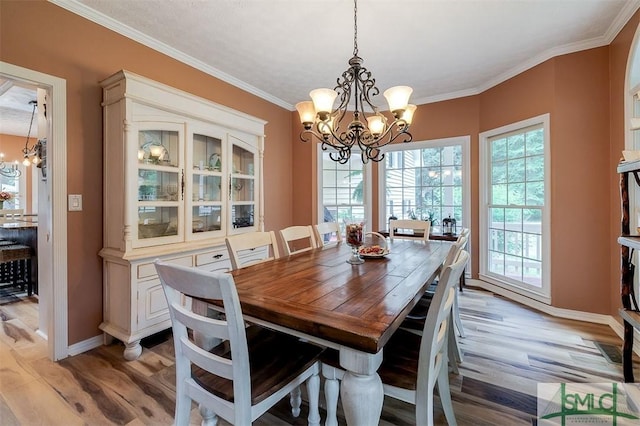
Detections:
[403, 1, 640, 107]
[49, 0, 291, 110]
[50, 0, 640, 111]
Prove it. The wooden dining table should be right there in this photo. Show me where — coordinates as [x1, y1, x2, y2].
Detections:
[194, 239, 451, 425]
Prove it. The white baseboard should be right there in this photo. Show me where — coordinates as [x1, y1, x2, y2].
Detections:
[67, 334, 104, 356]
[468, 279, 640, 357]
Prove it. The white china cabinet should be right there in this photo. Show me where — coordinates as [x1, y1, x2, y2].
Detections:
[99, 70, 265, 359]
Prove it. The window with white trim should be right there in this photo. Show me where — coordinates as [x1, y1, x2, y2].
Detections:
[317, 148, 371, 239]
[0, 168, 23, 209]
[480, 114, 550, 301]
[379, 137, 470, 233]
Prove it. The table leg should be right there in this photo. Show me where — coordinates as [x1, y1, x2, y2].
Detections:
[192, 299, 222, 350]
[339, 348, 383, 425]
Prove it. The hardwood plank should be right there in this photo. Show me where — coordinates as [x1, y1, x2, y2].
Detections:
[3, 287, 640, 425]
[2, 378, 85, 425]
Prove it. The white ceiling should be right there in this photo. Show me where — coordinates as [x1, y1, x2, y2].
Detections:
[0, 80, 37, 138]
[2, 0, 639, 137]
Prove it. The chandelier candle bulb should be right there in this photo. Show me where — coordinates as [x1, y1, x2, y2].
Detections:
[383, 86, 413, 115]
[402, 104, 417, 125]
[295, 101, 316, 127]
[296, 0, 414, 163]
[367, 115, 386, 136]
[309, 88, 338, 116]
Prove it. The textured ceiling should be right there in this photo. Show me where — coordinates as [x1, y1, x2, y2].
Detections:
[0, 80, 37, 139]
[2, 0, 639, 137]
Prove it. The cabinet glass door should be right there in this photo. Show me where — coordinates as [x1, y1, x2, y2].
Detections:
[136, 128, 181, 246]
[229, 134, 257, 232]
[188, 131, 225, 239]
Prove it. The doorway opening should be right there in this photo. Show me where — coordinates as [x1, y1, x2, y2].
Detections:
[0, 61, 68, 361]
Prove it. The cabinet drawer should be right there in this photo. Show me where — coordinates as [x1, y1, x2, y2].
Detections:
[137, 279, 169, 330]
[201, 259, 232, 273]
[137, 255, 193, 280]
[196, 248, 230, 266]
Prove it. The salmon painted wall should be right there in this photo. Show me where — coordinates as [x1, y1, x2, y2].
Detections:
[480, 48, 612, 313]
[552, 48, 610, 312]
[0, 134, 34, 213]
[292, 19, 639, 315]
[609, 15, 640, 316]
[1, 1, 293, 344]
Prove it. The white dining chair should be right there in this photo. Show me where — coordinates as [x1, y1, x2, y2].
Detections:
[279, 225, 318, 255]
[314, 222, 342, 247]
[321, 251, 469, 426]
[225, 231, 280, 270]
[389, 219, 430, 242]
[457, 228, 470, 291]
[154, 260, 324, 426]
[402, 237, 468, 374]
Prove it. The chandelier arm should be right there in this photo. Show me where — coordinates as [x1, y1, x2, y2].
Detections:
[363, 125, 413, 150]
[0, 162, 21, 179]
[296, 0, 414, 164]
[299, 128, 354, 165]
[334, 66, 355, 113]
[355, 67, 379, 113]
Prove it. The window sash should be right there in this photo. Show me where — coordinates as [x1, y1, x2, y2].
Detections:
[480, 114, 550, 302]
[379, 137, 469, 233]
[317, 148, 371, 236]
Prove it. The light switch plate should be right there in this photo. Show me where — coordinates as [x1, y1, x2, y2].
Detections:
[68, 194, 82, 211]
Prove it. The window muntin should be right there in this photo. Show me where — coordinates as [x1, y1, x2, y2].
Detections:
[381, 139, 466, 231]
[318, 149, 370, 237]
[480, 114, 550, 301]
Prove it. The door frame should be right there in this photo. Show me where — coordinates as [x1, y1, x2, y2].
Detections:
[0, 61, 68, 361]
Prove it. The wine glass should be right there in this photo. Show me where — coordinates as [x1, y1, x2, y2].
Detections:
[345, 223, 364, 265]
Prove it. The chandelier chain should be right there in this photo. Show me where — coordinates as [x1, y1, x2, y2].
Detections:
[25, 101, 36, 146]
[353, 0, 358, 57]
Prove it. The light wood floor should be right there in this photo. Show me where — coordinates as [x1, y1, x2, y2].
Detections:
[1, 287, 639, 425]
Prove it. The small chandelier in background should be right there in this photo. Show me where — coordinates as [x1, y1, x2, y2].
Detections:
[22, 100, 45, 169]
[0, 153, 21, 179]
[296, 0, 416, 164]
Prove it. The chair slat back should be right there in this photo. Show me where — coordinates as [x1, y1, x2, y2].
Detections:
[279, 225, 318, 255]
[417, 250, 469, 389]
[154, 260, 251, 408]
[389, 219, 431, 242]
[314, 222, 342, 247]
[225, 231, 280, 270]
[443, 235, 467, 268]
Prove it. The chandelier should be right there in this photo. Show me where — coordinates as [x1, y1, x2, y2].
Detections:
[0, 153, 20, 179]
[295, 0, 415, 164]
[22, 100, 45, 169]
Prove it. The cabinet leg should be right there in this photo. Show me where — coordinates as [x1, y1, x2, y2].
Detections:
[123, 340, 142, 361]
[623, 320, 635, 383]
